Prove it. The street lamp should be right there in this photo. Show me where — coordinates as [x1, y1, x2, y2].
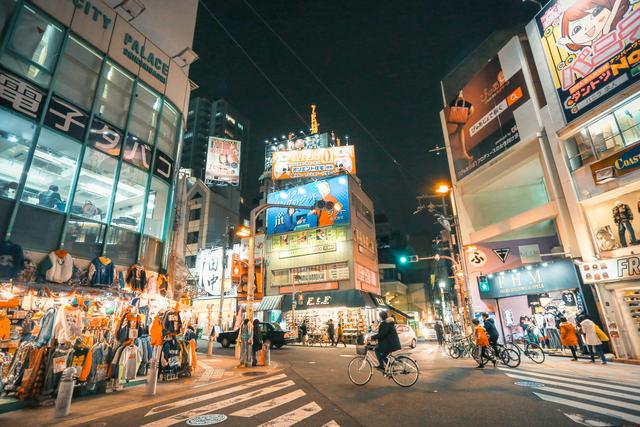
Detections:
[236, 225, 251, 238]
[435, 183, 450, 194]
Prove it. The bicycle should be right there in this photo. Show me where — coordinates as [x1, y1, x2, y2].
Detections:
[493, 343, 521, 368]
[348, 343, 419, 387]
[505, 334, 545, 364]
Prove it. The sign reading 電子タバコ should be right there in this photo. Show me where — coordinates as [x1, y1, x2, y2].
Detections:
[122, 33, 169, 84]
[536, 1, 640, 123]
[44, 97, 88, 142]
[0, 69, 45, 119]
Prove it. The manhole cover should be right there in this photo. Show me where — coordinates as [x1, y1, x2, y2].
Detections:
[186, 414, 228, 425]
[515, 381, 545, 388]
[242, 371, 267, 377]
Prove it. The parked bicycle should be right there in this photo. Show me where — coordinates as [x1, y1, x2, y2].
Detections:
[505, 333, 545, 364]
[449, 334, 520, 368]
[348, 343, 419, 387]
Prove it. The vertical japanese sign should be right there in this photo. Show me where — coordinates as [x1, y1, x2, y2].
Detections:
[536, 0, 640, 122]
[197, 247, 224, 296]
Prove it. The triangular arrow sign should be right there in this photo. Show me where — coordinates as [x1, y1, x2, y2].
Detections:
[493, 248, 510, 263]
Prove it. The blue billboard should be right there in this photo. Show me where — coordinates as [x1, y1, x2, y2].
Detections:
[266, 176, 350, 235]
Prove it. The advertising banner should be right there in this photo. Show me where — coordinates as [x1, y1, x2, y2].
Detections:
[205, 137, 241, 186]
[264, 132, 329, 171]
[266, 175, 350, 235]
[578, 254, 640, 283]
[196, 247, 224, 296]
[479, 259, 581, 299]
[444, 55, 530, 180]
[271, 146, 356, 180]
[273, 262, 350, 287]
[536, 1, 640, 123]
[270, 226, 347, 259]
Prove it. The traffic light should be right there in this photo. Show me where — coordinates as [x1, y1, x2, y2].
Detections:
[399, 256, 408, 264]
[478, 275, 490, 293]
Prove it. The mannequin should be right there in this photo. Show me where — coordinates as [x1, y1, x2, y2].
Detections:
[613, 201, 638, 247]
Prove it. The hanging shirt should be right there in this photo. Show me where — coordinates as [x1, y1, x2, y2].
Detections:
[52, 305, 83, 344]
[0, 241, 24, 279]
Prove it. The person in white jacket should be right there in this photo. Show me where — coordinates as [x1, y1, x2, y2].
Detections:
[578, 315, 607, 364]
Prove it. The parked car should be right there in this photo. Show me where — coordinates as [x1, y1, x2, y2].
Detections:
[396, 323, 417, 348]
[217, 322, 288, 349]
[421, 322, 438, 341]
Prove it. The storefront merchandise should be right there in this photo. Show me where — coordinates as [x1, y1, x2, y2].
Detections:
[584, 190, 640, 253]
[0, 281, 195, 401]
[88, 257, 115, 287]
[0, 241, 24, 280]
[38, 250, 74, 284]
[125, 264, 147, 291]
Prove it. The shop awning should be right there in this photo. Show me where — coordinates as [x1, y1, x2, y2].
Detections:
[282, 290, 377, 311]
[387, 304, 414, 319]
[257, 295, 284, 311]
[369, 293, 389, 308]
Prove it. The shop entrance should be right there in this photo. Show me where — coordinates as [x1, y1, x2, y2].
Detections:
[600, 282, 640, 359]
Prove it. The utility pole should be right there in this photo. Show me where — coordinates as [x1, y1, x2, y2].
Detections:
[218, 217, 230, 332]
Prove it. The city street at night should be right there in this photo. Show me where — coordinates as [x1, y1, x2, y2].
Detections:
[3, 343, 639, 427]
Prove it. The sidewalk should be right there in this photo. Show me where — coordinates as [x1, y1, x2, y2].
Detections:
[0, 344, 279, 426]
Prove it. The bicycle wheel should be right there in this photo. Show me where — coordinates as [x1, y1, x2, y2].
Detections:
[348, 356, 373, 385]
[504, 342, 521, 357]
[500, 348, 521, 368]
[526, 343, 545, 364]
[390, 356, 419, 387]
[449, 345, 462, 359]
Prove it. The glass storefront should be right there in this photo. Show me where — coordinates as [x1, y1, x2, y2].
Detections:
[0, 1, 182, 269]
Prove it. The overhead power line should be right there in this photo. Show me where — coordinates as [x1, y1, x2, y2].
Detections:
[197, 0, 308, 126]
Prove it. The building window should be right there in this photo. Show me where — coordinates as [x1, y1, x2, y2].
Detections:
[21, 129, 81, 212]
[189, 208, 201, 221]
[185, 255, 196, 268]
[157, 101, 178, 158]
[614, 96, 640, 146]
[110, 163, 147, 232]
[1, 3, 64, 87]
[186, 231, 199, 244]
[0, 110, 36, 200]
[128, 83, 161, 145]
[53, 36, 103, 111]
[566, 130, 595, 172]
[105, 226, 139, 265]
[71, 147, 117, 223]
[95, 62, 134, 129]
[63, 217, 105, 259]
[144, 177, 168, 239]
[588, 115, 624, 158]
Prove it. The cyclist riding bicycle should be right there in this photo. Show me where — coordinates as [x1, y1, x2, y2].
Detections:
[370, 310, 401, 370]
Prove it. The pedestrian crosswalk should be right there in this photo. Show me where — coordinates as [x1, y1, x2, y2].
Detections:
[141, 371, 342, 427]
[498, 366, 640, 425]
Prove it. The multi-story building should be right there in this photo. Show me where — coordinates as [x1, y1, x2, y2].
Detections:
[439, 30, 600, 347]
[523, 1, 640, 360]
[0, 0, 197, 277]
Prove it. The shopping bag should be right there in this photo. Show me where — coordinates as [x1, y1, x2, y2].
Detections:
[258, 347, 265, 366]
[595, 325, 609, 342]
[448, 97, 469, 124]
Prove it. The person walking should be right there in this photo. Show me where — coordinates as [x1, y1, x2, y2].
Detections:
[336, 322, 347, 347]
[327, 319, 336, 346]
[252, 319, 262, 367]
[300, 319, 308, 346]
[472, 318, 496, 369]
[434, 321, 444, 346]
[238, 318, 253, 368]
[481, 312, 500, 356]
[559, 316, 579, 361]
[578, 315, 607, 364]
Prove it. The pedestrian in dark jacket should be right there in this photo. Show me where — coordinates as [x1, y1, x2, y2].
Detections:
[252, 319, 262, 367]
[434, 322, 444, 346]
[300, 319, 308, 345]
[371, 311, 401, 369]
[327, 319, 336, 346]
[481, 312, 500, 355]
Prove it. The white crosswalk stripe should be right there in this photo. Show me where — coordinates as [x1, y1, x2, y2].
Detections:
[500, 367, 640, 425]
[141, 372, 338, 427]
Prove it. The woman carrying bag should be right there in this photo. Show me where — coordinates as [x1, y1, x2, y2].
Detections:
[238, 319, 253, 368]
[578, 315, 607, 364]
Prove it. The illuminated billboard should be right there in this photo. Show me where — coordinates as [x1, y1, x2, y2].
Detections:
[271, 146, 356, 180]
[264, 133, 330, 171]
[205, 137, 241, 185]
[536, 1, 640, 122]
[266, 175, 350, 235]
[270, 225, 348, 258]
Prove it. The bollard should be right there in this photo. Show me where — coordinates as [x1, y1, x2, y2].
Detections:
[54, 367, 76, 418]
[146, 347, 160, 396]
[207, 336, 214, 356]
[263, 342, 270, 367]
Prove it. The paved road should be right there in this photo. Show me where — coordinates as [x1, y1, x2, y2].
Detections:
[5, 342, 640, 426]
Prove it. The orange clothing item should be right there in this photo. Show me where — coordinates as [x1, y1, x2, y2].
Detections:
[559, 322, 579, 347]
[0, 316, 10, 339]
[150, 315, 163, 346]
[189, 339, 197, 371]
[474, 325, 489, 347]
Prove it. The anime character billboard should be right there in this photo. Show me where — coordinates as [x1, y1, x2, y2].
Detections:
[266, 175, 350, 235]
[536, 0, 640, 122]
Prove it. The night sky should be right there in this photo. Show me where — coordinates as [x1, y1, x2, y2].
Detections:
[190, 0, 539, 235]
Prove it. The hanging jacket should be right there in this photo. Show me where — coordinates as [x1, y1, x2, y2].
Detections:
[119, 344, 141, 381]
[126, 264, 147, 291]
[43, 251, 74, 283]
[88, 257, 115, 286]
[0, 240, 24, 279]
[35, 308, 56, 347]
[161, 338, 180, 369]
[162, 310, 182, 336]
[150, 315, 163, 346]
[0, 315, 10, 340]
